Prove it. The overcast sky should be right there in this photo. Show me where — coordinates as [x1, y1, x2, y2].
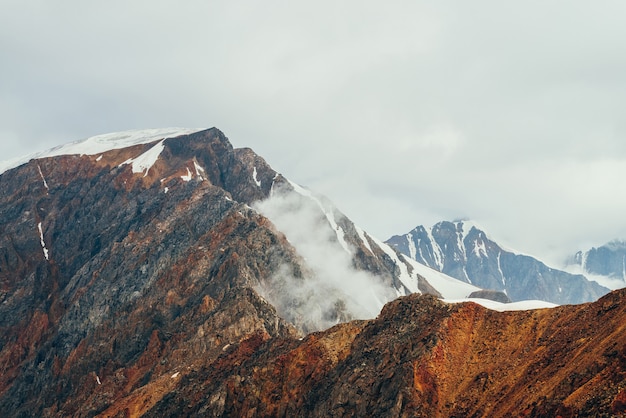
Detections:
[2, 1, 626, 267]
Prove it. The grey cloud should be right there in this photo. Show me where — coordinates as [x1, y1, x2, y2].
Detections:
[2, 1, 626, 267]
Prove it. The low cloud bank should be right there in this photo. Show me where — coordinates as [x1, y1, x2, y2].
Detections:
[253, 185, 396, 332]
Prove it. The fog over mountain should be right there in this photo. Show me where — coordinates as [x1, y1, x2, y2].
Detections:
[253, 183, 397, 330]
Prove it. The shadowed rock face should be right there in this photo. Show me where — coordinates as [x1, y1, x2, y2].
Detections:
[0, 129, 305, 416]
[2, 129, 625, 417]
[468, 289, 512, 303]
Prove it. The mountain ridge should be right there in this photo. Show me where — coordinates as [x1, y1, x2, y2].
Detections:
[0, 127, 489, 415]
[0, 127, 618, 416]
[137, 289, 626, 417]
[1, 127, 521, 309]
[386, 220, 609, 304]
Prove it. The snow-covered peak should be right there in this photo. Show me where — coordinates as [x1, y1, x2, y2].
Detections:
[444, 219, 489, 245]
[0, 128, 203, 175]
[454, 219, 483, 236]
[449, 219, 531, 257]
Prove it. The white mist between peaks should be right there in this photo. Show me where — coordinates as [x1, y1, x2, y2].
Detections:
[253, 185, 396, 332]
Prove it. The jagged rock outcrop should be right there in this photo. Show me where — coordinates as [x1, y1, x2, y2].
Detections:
[387, 220, 609, 304]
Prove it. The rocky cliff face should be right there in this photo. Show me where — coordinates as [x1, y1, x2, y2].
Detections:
[0, 128, 457, 416]
[0, 129, 306, 416]
[387, 220, 609, 304]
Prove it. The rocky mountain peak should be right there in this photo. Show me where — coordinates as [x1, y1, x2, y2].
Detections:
[0, 127, 477, 415]
[387, 220, 609, 304]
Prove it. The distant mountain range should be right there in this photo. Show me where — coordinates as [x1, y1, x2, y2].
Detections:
[386, 220, 610, 304]
[565, 239, 626, 290]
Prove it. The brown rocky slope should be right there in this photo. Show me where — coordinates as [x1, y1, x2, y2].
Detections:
[0, 129, 306, 416]
[147, 290, 626, 417]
